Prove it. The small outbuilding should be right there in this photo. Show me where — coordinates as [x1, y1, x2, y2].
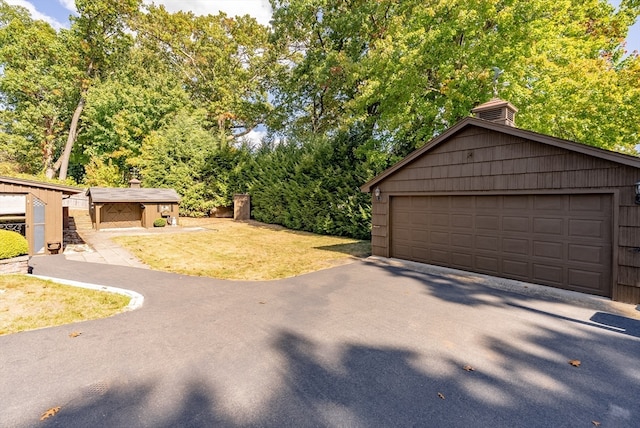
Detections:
[361, 99, 640, 304]
[87, 181, 180, 230]
[0, 176, 82, 255]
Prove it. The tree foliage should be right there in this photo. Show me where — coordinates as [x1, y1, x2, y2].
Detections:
[246, 127, 391, 239]
[270, 0, 640, 154]
[134, 5, 279, 140]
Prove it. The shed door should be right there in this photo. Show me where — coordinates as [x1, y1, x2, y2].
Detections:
[100, 203, 142, 228]
[390, 194, 612, 297]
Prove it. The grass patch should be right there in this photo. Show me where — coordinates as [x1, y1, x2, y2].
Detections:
[0, 275, 130, 335]
[114, 218, 371, 280]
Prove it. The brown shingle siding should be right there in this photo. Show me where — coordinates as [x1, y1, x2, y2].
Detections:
[618, 266, 640, 287]
[614, 285, 640, 303]
[618, 248, 640, 268]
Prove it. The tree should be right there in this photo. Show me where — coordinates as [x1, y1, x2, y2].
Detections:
[78, 48, 190, 181]
[134, 5, 280, 142]
[270, 0, 640, 154]
[53, 0, 141, 180]
[0, 1, 80, 175]
[138, 109, 220, 216]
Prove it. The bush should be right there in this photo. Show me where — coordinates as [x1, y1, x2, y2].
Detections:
[0, 230, 29, 259]
[153, 218, 167, 227]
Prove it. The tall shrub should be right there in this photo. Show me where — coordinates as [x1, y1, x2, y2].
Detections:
[0, 230, 29, 259]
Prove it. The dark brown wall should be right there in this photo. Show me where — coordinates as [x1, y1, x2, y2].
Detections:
[371, 126, 640, 303]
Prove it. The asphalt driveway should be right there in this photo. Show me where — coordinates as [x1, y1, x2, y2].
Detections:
[2, 256, 639, 427]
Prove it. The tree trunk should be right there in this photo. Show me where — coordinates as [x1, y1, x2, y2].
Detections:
[43, 117, 57, 179]
[53, 97, 84, 180]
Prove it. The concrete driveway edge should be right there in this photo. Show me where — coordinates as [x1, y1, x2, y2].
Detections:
[30, 274, 144, 311]
[366, 256, 640, 319]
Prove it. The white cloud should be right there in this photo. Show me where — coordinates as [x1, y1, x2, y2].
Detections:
[145, 0, 273, 25]
[58, 0, 77, 13]
[5, 0, 66, 29]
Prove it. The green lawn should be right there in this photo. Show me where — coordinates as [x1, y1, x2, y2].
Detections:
[0, 275, 130, 335]
[115, 218, 371, 280]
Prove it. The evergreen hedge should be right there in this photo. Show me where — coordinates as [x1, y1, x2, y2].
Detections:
[245, 129, 391, 240]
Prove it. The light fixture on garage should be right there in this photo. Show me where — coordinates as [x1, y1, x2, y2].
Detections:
[635, 181, 640, 205]
[374, 187, 381, 201]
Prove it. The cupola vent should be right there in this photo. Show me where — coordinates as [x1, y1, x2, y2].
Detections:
[471, 98, 518, 127]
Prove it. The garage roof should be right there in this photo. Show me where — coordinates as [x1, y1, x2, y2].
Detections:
[361, 117, 640, 192]
[0, 175, 82, 194]
[87, 187, 181, 203]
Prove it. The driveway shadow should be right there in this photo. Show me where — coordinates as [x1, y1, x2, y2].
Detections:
[38, 326, 639, 427]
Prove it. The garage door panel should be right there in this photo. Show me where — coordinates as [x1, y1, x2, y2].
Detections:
[393, 243, 412, 259]
[533, 218, 564, 234]
[414, 230, 429, 242]
[390, 194, 612, 297]
[569, 194, 606, 212]
[393, 211, 412, 224]
[502, 259, 530, 279]
[503, 195, 529, 209]
[503, 216, 529, 232]
[476, 255, 499, 274]
[431, 197, 450, 209]
[568, 269, 603, 290]
[534, 195, 566, 211]
[451, 233, 473, 247]
[430, 231, 449, 245]
[452, 214, 473, 228]
[430, 249, 450, 264]
[569, 219, 607, 238]
[412, 247, 430, 261]
[451, 252, 473, 269]
[476, 235, 499, 251]
[393, 227, 413, 241]
[534, 241, 563, 259]
[451, 197, 473, 209]
[476, 196, 500, 209]
[502, 238, 529, 255]
[430, 213, 449, 227]
[411, 197, 429, 209]
[477, 215, 499, 230]
[568, 244, 604, 264]
[533, 264, 563, 285]
[412, 214, 429, 226]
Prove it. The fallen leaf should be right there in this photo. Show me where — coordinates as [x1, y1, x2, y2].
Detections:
[69, 332, 82, 338]
[40, 407, 60, 420]
[437, 392, 445, 400]
[592, 421, 601, 427]
[259, 301, 266, 305]
[568, 359, 581, 367]
[463, 364, 475, 372]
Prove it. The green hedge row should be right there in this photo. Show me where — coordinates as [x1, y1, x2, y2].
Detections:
[245, 129, 390, 240]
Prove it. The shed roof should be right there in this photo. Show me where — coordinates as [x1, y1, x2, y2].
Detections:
[0, 175, 82, 195]
[87, 187, 181, 203]
[361, 117, 640, 192]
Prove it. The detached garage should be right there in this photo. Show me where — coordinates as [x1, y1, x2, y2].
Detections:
[361, 99, 640, 304]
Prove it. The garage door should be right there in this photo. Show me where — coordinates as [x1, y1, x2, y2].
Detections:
[390, 194, 612, 297]
[100, 203, 142, 228]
